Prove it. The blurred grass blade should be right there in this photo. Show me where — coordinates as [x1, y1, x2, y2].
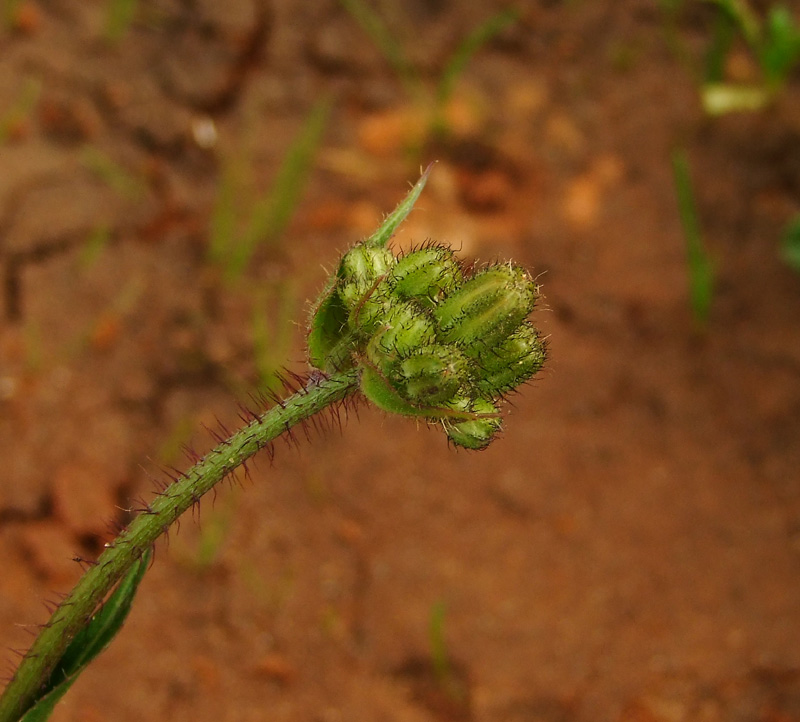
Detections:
[704, 9, 737, 83]
[79, 225, 112, 270]
[252, 281, 297, 392]
[432, 7, 519, 137]
[436, 7, 520, 109]
[20, 549, 151, 722]
[429, 600, 450, 684]
[1, 0, 24, 29]
[780, 213, 800, 272]
[761, 5, 800, 88]
[208, 159, 241, 266]
[672, 149, 715, 325]
[0, 77, 41, 143]
[338, 0, 421, 99]
[224, 97, 331, 282]
[105, 0, 138, 44]
[706, 0, 762, 49]
[80, 146, 144, 200]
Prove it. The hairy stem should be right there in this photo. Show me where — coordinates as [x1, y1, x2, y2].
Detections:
[0, 369, 359, 722]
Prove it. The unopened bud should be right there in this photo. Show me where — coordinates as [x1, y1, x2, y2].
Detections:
[444, 396, 502, 450]
[434, 265, 538, 354]
[338, 244, 395, 310]
[388, 246, 463, 307]
[399, 345, 467, 406]
[475, 322, 546, 396]
[366, 301, 437, 366]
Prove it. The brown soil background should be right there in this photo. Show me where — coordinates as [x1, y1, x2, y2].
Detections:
[1, 2, 800, 721]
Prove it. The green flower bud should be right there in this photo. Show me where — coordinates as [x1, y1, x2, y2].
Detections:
[388, 246, 463, 307]
[434, 265, 538, 355]
[347, 283, 392, 337]
[398, 344, 467, 406]
[366, 301, 437, 366]
[474, 321, 546, 397]
[338, 244, 395, 311]
[444, 396, 502, 450]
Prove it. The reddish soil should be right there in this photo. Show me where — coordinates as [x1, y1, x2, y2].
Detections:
[1, 2, 800, 721]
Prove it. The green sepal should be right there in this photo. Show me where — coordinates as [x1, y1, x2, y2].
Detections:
[360, 362, 475, 420]
[307, 276, 354, 372]
[360, 364, 443, 418]
[346, 278, 393, 337]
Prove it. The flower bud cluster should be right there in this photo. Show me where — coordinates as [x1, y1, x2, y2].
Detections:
[308, 240, 545, 450]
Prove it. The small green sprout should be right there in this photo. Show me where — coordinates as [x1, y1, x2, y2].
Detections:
[427, 600, 468, 703]
[429, 600, 451, 686]
[672, 149, 715, 326]
[780, 213, 800, 272]
[700, 0, 800, 114]
[339, 1, 520, 143]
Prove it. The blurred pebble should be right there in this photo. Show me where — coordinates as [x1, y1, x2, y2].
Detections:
[191, 116, 218, 149]
[357, 108, 426, 158]
[253, 653, 297, 686]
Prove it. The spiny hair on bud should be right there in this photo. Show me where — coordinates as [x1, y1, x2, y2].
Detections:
[473, 322, 546, 397]
[386, 243, 464, 307]
[365, 301, 438, 366]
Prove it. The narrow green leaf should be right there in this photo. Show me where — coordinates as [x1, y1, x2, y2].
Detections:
[208, 159, 241, 265]
[704, 9, 737, 83]
[79, 225, 112, 270]
[429, 600, 450, 684]
[19, 549, 152, 722]
[79, 146, 144, 200]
